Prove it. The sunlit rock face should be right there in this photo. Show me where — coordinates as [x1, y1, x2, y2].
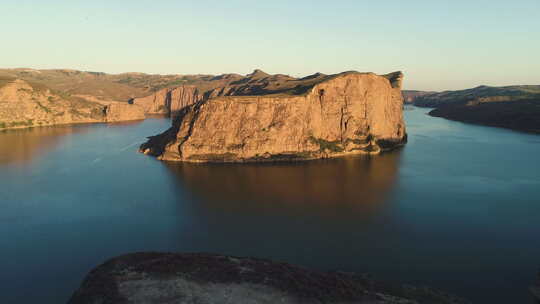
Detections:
[0, 79, 144, 130]
[103, 103, 145, 122]
[140, 71, 407, 162]
[131, 85, 203, 115]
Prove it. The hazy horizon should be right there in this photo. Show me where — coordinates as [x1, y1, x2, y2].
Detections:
[2, 0, 539, 91]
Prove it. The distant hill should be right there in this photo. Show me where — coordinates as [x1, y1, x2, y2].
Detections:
[413, 85, 540, 107]
[413, 85, 540, 133]
[0, 68, 218, 102]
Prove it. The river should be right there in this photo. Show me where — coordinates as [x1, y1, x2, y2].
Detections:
[0, 107, 539, 303]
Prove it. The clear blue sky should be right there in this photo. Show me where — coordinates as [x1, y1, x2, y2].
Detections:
[2, 0, 539, 91]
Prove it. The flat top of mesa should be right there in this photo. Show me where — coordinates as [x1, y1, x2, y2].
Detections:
[194, 70, 403, 97]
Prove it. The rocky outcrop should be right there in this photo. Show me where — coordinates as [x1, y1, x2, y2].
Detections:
[531, 271, 540, 303]
[131, 85, 204, 115]
[68, 252, 468, 304]
[0, 79, 144, 130]
[139, 71, 407, 162]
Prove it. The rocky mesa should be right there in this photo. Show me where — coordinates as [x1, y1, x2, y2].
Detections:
[139, 71, 407, 162]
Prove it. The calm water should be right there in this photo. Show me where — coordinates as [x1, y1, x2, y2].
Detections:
[1, 108, 539, 303]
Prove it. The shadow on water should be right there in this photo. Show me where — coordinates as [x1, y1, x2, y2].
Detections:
[164, 152, 402, 219]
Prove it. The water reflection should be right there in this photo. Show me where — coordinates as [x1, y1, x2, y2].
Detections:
[0, 125, 90, 166]
[105, 120, 145, 127]
[164, 152, 402, 218]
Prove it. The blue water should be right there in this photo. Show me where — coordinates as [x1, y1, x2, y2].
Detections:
[0, 108, 539, 303]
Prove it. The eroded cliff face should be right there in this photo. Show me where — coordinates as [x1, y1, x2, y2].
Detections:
[140, 71, 406, 162]
[103, 103, 145, 122]
[131, 85, 203, 115]
[0, 79, 144, 130]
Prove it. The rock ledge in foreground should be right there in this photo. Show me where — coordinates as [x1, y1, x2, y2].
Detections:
[69, 252, 468, 304]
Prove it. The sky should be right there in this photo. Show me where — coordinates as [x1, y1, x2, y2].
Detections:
[1, 0, 539, 91]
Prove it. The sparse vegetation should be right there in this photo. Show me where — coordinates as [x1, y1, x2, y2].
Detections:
[156, 105, 167, 112]
[36, 101, 52, 113]
[90, 107, 105, 119]
[345, 137, 370, 145]
[9, 120, 34, 127]
[309, 136, 344, 153]
[249, 151, 314, 161]
[0, 76, 16, 88]
[227, 143, 245, 150]
[187, 153, 238, 161]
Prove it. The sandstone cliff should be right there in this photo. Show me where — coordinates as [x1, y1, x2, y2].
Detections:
[68, 252, 469, 304]
[0, 78, 145, 130]
[131, 85, 204, 115]
[130, 69, 328, 116]
[140, 71, 407, 162]
[103, 103, 145, 122]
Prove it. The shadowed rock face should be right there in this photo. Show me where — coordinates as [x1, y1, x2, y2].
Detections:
[139, 71, 407, 162]
[531, 272, 540, 303]
[68, 252, 469, 304]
